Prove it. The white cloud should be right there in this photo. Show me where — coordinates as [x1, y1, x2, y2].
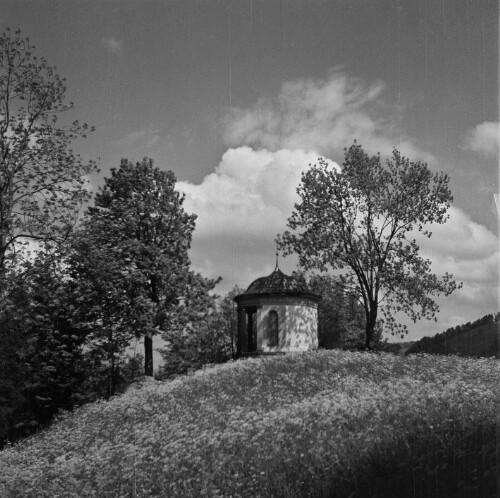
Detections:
[178, 147, 338, 289]
[184, 70, 438, 297]
[417, 207, 499, 266]
[180, 147, 337, 238]
[181, 155, 499, 339]
[419, 207, 499, 288]
[222, 70, 433, 163]
[113, 126, 164, 151]
[102, 37, 123, 56]
[408, 207, 499, 338]
[180, 70, 497, 341]
[464, 121, 499, 156]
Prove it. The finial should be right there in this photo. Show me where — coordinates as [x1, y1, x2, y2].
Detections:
[275, 250, 279, 270]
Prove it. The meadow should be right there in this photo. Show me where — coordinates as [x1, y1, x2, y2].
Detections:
[0, 350, 498, 497]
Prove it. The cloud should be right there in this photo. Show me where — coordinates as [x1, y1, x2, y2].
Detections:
[180, 70, 497, 341]
[464, 121, 499, 156]
[180, 149, 498, 340]
[181, 146, 499, 330]
[421, 207, 499, 295]
[416, 207, 499, 267]
[184, 70, 439, 296]
[222, 70, 433, 163]
[178, 147, 338, 289]
[180, 147, 337, 238]
[102, 36, 123, 56]
[407, 206, 499, 338]
[113, 126, 164, 151]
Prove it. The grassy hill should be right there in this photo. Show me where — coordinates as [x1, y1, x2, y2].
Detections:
[407, 320, 500, 358]
[1, 351, 499, 497]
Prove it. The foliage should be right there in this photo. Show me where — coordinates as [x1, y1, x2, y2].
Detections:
[70, 158, 196, 380]
[83, 352, 146, 399]
[0, 351, 498, 497]
[68, 225, 142, 396]
[117, 353, 145, 388]
[307, 273, 366, 349]
[0, 29, 97, 445]
[434, 311, 499, 339]
[406, 311, 500, 357]
[278, 142, 461, 348]
[219, 286, 244, 358]
[159, 282, 238, 378]
[0, 254, 90, 447]
[0, 29, 96, 274]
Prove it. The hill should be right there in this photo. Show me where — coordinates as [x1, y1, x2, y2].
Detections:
[1, 351, 499, 498]
[406, 313, 500, 358]
[393, 341, 416, 355]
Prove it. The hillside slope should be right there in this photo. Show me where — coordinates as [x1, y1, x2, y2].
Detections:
[1, 351, 499, 498]
[407, 320, 500, 358]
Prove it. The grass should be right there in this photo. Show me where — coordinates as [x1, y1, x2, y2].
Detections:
[0, 350, 499, 497]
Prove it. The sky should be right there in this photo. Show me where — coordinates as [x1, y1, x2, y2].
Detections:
[3, 0, 499, 341]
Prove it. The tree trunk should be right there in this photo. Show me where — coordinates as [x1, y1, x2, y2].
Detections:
[145, 274, 158, 377]
[144, 333, 153, 377]
[109, 350, 116, 398]
[365, 307, 377, 350]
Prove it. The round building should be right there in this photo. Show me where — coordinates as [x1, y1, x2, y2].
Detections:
[234, 264, 320, 355]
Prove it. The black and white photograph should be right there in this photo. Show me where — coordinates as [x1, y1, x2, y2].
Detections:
[0, 1, 498, 496]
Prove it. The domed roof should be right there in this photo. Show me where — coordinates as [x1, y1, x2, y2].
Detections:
[246, 267, 306, 294]
[241, 266, 319, 300]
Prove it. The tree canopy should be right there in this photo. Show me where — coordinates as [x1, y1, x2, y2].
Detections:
[71, 158, 197, 378]
[0, 29, 96, 274]
[278, 142, 461, 348]
[0, 29, 232, 444]
[0, 28, 97, 445]
[0, 250, 90, 445]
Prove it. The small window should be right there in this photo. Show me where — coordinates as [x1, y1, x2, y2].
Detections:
[245, 307, 257, 352]
[268, 310, 279, 347]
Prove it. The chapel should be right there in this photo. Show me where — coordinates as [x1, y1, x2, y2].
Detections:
[234, 260, 320, 355]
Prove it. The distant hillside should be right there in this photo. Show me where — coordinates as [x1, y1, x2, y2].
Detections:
[406, 313, 500, 358]
[392, 341, 416, 355]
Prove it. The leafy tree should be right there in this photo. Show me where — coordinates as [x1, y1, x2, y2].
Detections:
[0, 29, 96, 274]
[0, 275, 31, 445]
[0, 29, 95, 438]
[0, 252, 89, 446]
[68, 227, 143, 396]
[159, 272, 231, 377]
[278, 142, 461, 348]
[71, 158, 196, 379]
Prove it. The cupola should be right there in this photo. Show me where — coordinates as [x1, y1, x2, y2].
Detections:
[234, 261, 320, 355]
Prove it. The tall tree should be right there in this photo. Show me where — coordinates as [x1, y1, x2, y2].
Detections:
[278, 142, 461, 348]
[72, 158, 196, 378]
[0, 29, 96, 274]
